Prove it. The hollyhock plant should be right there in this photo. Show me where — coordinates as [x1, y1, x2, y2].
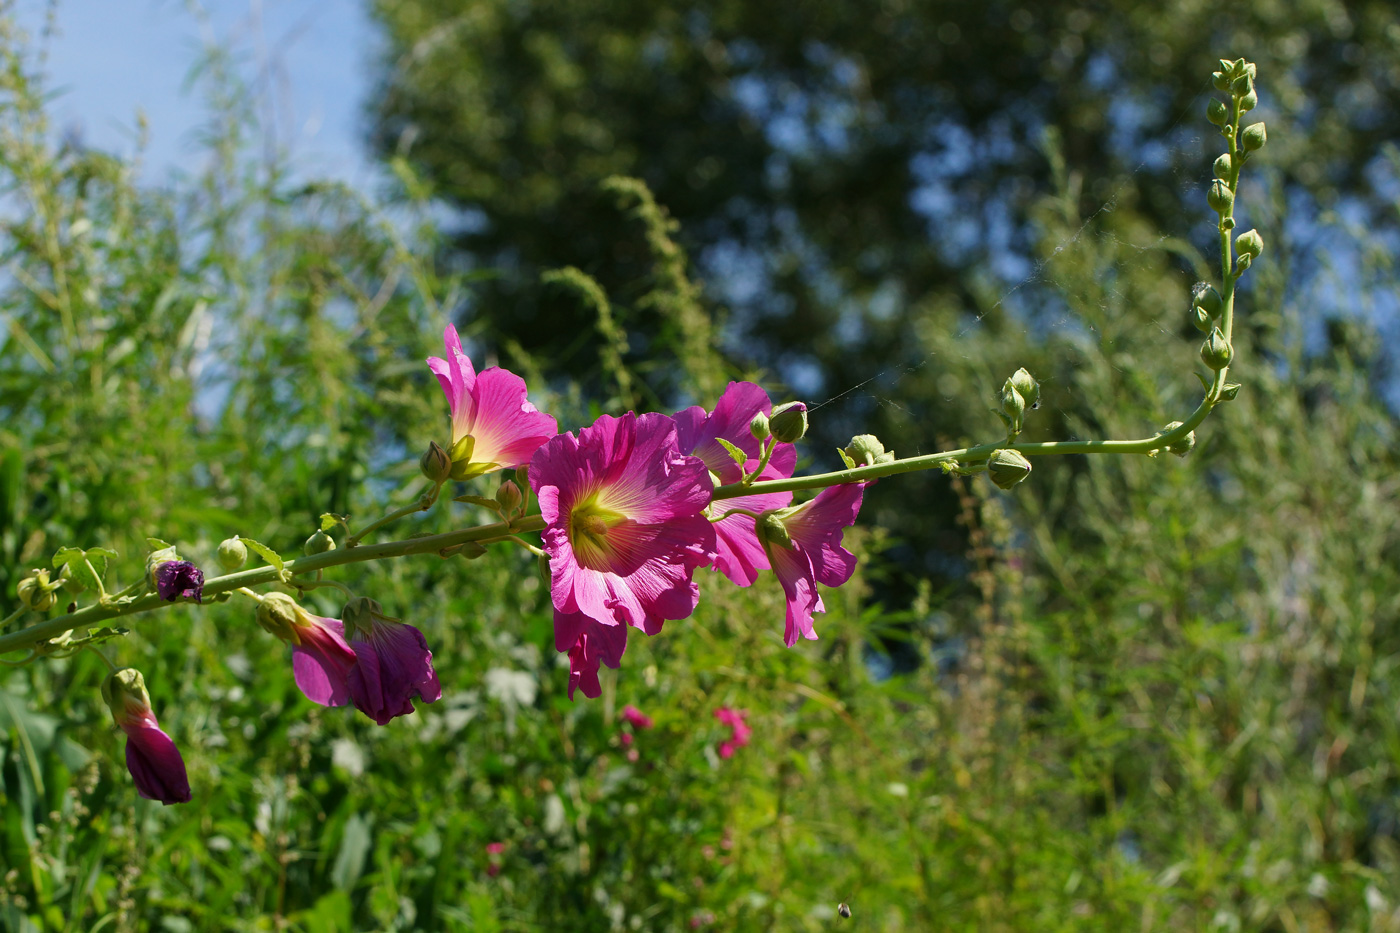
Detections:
[531, 412, 715, 692]
[255, 593, 358, 707]
[341, 597, 442, 724]
[755, 482, 868, 647]
[427, 324, 558, 479]
[715, 707, 752, 759]
[101, 668, 192, 805]
[673, 381, 797, 587]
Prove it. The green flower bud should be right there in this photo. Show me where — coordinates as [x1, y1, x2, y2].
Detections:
[755, 511, 794, 550]
[1230, 73, 1252, 97]
[1161, 421, 1196, 458]
[100, 668, 151, 722]
[1213, 153, 1233, 179]
[769, 402, 809, 444]
[419, 441, 452, 483]
[456, 541, 489, 560]
[1191, 304, 1214, 333]
[1207, 179, 1234, 214]
[304, 529, 336, 556]
[1192, 283, 1223, 319]
[1241, 122, 1266, 151]
[1001, 381, 1025, 435]
[1243, 61, 1257, 80]
[495, 479, 523, 513]
[1200, 327, 1233, 371]
[1211, 71, 1229, 92]
[17, 570, 55, 612]
[986, 449, 1032, 490]
[748, 411, 771, 441]
[1207, 99, 1228, 126]
[843, 434, 893, 467]
[255, 592, 302, 642]
[1239, 89, 1257, 112]
[1008, 367, 1040, 409]
[1235, 228, 1263, 260]
[216, 537, 248, 572]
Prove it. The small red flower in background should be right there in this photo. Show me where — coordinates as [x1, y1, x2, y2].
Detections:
[714, 707, 751, 759]
[485, 841, 506, 877]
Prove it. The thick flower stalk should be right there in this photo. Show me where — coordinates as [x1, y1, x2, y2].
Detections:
[427, 324, 559, 479]
[342, 597, 442, 724]
[255, 592, 358, 707]
[531, 411, 715, 694]
[101, 668, 191, 805]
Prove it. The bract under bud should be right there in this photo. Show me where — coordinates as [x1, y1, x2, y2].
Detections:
[749, 411, 771, 441]
[1235, 228, 1263, 260]
[1230, 73, 1252, 97]
[495, 479, 523, 513]
[1201, 328, 1233, 370]
[419, 441, 452, 483]
[1161, 421, 1196, 458]
[1207, 99, 1228, 126]
[1241, 122, 1266, 151]
[769, 402, 808, 444]
[304, 530, 336, 555]
[843, 434, 893, 467]
[255, 592, 302, 642]
[216, 537, 248, 572]
[1207, 179, 1234, 214]
[17, 570, 55, 611]
[1213, 153, 1232, 179]
[755, 511, 794, 551]
[1008, 367, 1040, 409]
[987, 449, 1032, 490]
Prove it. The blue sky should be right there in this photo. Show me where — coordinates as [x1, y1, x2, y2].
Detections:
[15, 0, 377, 184]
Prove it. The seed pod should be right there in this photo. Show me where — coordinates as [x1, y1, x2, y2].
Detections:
[1200, 328, 1233, 371]
[304, 530, 336, 556]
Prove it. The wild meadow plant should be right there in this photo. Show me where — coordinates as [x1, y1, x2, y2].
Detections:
[5, 58, 1268, 808]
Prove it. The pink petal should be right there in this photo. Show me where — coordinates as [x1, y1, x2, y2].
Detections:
[708, 488, 792, 586]
[463, 366, 559, 468]
[767, 541, 824, 646]
[122, 720, 192, 805]
[786, 483, 866, 587]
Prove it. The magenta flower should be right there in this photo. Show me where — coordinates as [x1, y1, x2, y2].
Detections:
[427, 324, 558, 479]
[621, 704, 654, 730]
[531, 412, 715, 692]
[255, 593, 358, 707]
[153, 560, 204, 603]
[715, 707, 752, 759]
[756, 482, 867, 646]
[101, 669, 192, 805]
[673, 381, 797, 587]
[342, 597, 442, 724]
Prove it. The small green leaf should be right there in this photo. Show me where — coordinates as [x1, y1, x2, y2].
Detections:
[86, 547, 118, 579]
[146, 537, 172, 550]
[1219, 383, 1242, 401]
[319, 513, 348, 532]
[1195, 371, 1211, 391]
[239, 537, 285, 573]
[52, 547, 108, 591]
[715, 437, 748, 470]
[837, 448, 857, 469]
[453, 495, 503, 511]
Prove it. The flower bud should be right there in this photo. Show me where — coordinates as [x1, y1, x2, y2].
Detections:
[304, 530, 336, 555]
[419, 441, 452, 483]
[768, 402, 808, 444]
[1235, 228, 1263, 260]
[1008, 367, 1040, 409]
[255, 591, 302, 642]
[1213, 153, 1233, 179]
[1161, 421, 1196, 458]
[1206, 99, 1228, 126]
[216, 537, 248, 572]
[1200, 327, 1233, 370]
[755, 511, 794, 551]
[1192, 283, 1223, 318]
[1239, 89, 1257, 112]
[101, 667, 152, 724]
[1001, 381, 1025, 434]
[17, 570, 55, 612]
[495, 479, 522, 513]
[843, 434, 893, 467]
[987, 449, 1032, 490]
[1231, 73, 1252, 97]
[1241, 122, 1266, 152]
[748, 411, 771, 441]
[1211, 71, 1229, 92]
[1191, 304, 1214, 333]
[1207, 179, 1234, 214]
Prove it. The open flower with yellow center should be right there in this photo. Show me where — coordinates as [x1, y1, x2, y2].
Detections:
[531, 412, 715, 696]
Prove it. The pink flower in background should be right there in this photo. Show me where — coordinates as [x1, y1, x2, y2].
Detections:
[621, 704, 654, 730]
[531, 412, 715, 694]
[673, 381, 797, 587]
[715, 707, 752, 759]
[757, 482, 867, 647]
[342, 597, 442, 725]
[486, 841, 506, 877]
[101, 669, 191, 805]
[427, 324, 558, 479]
[255, 593, 357, 708]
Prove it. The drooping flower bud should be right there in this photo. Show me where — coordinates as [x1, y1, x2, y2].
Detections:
[101, 668, 192, 805]
[1241, 122, 1266, 152]
[1235, 229, 1263, 260]
[16, 570, 56, 612]
[216, 537, 248, 572]
[986, 449, 1032, 490]
[749, 411, 771, 441]
[304, 529, 336, 556]
[1008, 367, 1040, 409]
[495, 479, 522, 513]
[1207, 179, 1234, 214]
[843, 434, 893, 467]
[1201, 328, 1233, 370]
[1161, 421, 1196, 458]
[768, 402, 808, 444]
[1213, 153, 1233, 179]
[1207, 99, 1228, 126]
[419, 441, 453, 483]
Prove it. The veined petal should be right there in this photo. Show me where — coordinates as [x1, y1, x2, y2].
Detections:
[785, 482, 866, 587]
[461, 366, 558, 468]
[767, 539, 824, 647]
[348, 621, 441, 725]
[291, 617, 356, 707]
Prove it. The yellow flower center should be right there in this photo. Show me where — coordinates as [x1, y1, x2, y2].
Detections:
[569, 499, 626, 569]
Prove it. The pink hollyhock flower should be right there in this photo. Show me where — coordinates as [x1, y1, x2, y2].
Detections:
[531, 412, 715, 694]
[673, 381, 797, 587]
[342, 597, 442, 725]
[427, 324, 558, 479]
[255, 593, 358, 707]
[756, 483, 868, 647]
[715, 707, 752, 759]
[101, 668, 192, 805]
[621, 704, 654, 730]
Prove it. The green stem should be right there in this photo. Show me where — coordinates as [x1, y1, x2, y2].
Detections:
[1, 606, 30, 629]
[346, 481, 443, 547]
[742, 437, 778, 486]
[234, 587, 265, 603]
[85, 645, 117, 672]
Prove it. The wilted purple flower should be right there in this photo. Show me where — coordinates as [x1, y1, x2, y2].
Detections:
[153, 560, 203, 602]
[342, 597, 442, 725]
[101, 668, 192, 805]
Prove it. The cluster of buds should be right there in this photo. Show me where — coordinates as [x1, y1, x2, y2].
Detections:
[996, 368, 1039, 439]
